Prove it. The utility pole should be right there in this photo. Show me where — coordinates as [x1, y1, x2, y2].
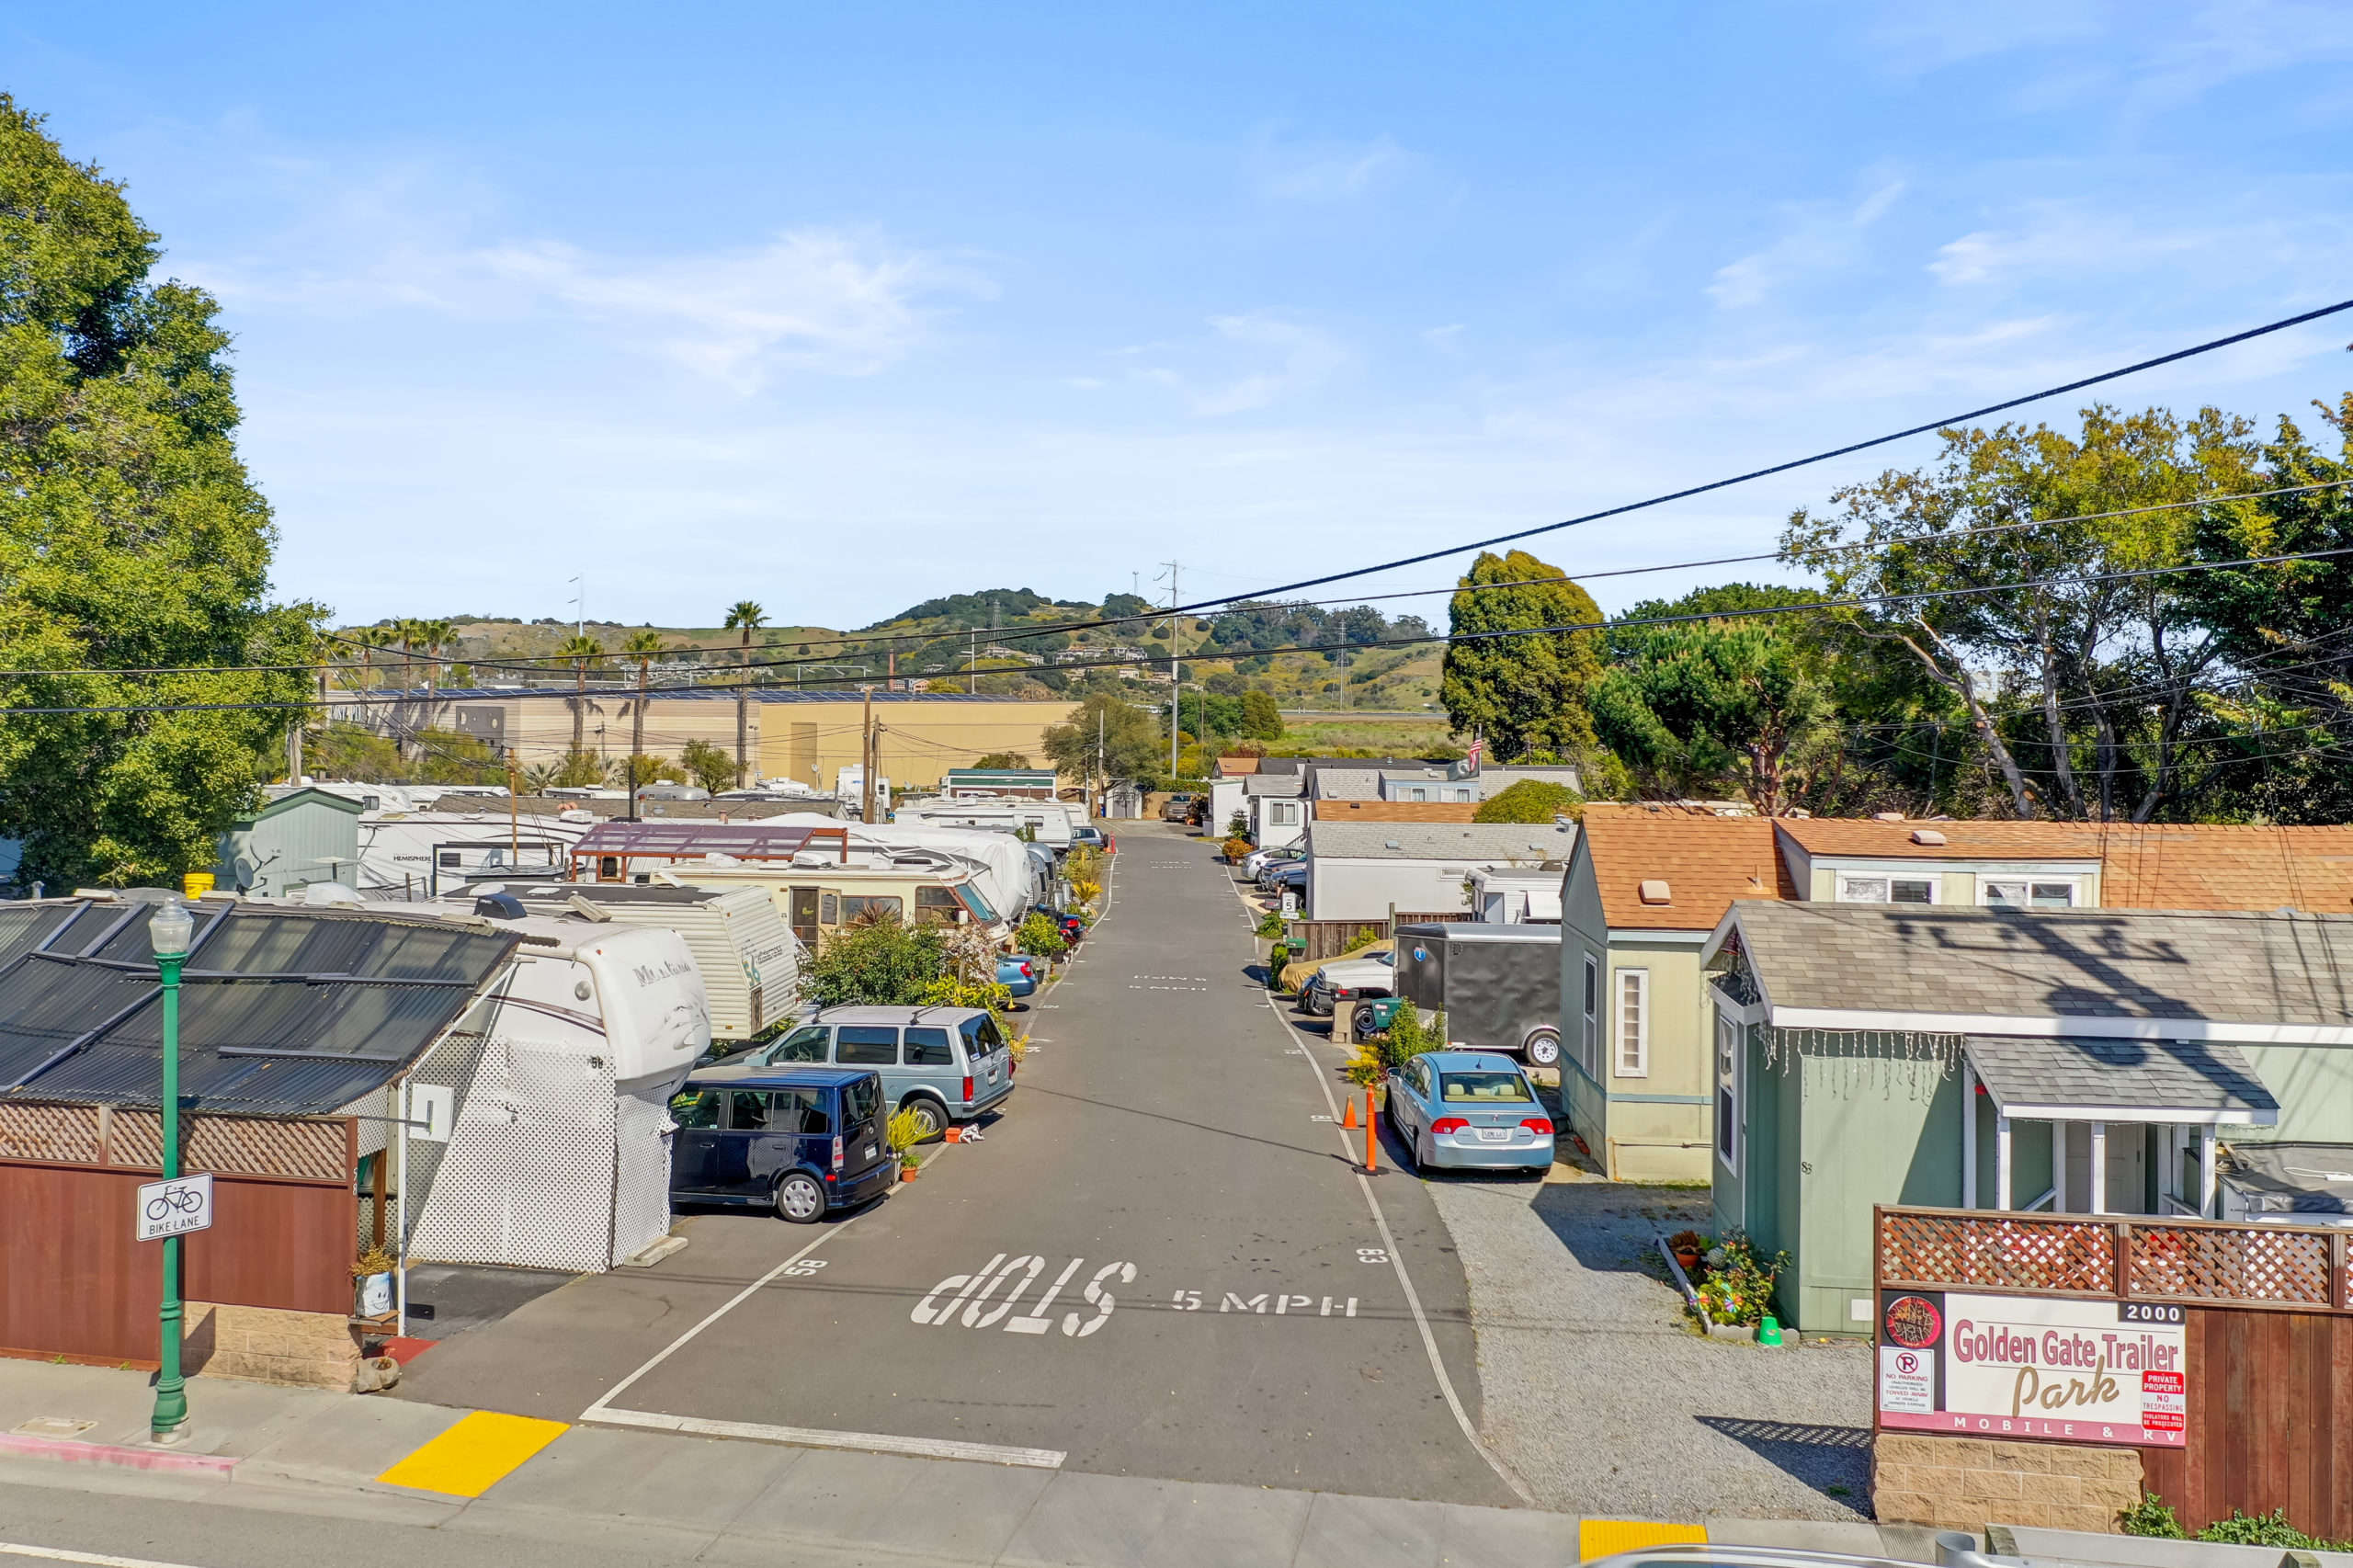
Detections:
[1162, 560, 1181, 777]
[570, 575, 585, 637]
[969, 629, 977, 694]
[505, 756, 520, 862]
[1097, 709, 1106, 820]
[860, 686, 877, 824]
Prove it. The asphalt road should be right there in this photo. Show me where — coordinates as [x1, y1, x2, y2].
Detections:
[400, 824, 1519, 1506]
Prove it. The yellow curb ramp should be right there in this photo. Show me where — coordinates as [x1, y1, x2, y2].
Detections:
[376, 1410, 570, 1498]
[1578, 1519, 1710, 1562]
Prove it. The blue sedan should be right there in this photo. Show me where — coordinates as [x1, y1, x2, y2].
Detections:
[995, 954, 1039, 998]
[1384, 1051, 1555, 1173]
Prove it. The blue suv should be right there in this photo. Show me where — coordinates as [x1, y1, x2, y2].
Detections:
[670, 1066, 895, 1222]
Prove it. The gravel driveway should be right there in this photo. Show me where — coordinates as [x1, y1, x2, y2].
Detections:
[1421, 1168, 1875, 1521]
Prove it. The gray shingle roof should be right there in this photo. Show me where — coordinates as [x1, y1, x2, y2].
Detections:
[1310, 769, 1382, 801]
[1963, 1034, 2278, 1119]
[1244, 776, 1305, 798]
[1729, 903, 2353, 1027]
[1307, 822, 1578, 862]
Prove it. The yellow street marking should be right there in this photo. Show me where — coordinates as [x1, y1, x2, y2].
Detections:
[376, 1410, 569, 1497]
[1578, 1519, 1710, 1562]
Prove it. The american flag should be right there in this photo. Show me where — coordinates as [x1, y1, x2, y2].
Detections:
[1465, 734, 1483, 772]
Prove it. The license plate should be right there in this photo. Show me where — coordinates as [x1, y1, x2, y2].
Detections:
[1475, 1128, 1511, 1143]
[864, 1146, 877, 1160]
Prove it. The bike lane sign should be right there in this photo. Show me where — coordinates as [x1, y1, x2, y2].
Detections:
[136, 1173, 213, 1242]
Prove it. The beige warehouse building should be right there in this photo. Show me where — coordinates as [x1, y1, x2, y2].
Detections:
[332, 687, 1078, 791]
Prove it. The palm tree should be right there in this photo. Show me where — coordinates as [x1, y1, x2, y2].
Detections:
[556, 633, 606, 756]
[354, 626, 396, 691]
[621, 629, 669, 771]
[419, 619, 455, 708]
[722, 601, 767, 789]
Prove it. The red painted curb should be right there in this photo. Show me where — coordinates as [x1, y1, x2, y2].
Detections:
[0, 1431, 238, 1474]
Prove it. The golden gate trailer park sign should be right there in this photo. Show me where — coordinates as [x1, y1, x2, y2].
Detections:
[1876, 1290, 2188, 1449]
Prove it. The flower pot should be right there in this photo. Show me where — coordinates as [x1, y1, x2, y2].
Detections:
[901, 1164, 919, 1183]
[1674, 1249, 1701, 1275]
[356, 1271, 393, 1318]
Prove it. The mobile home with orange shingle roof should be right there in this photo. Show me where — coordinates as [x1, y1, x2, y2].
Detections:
[1557, 806, 1793, 1179]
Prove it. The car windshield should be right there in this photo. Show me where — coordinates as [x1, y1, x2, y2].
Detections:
[1439, 1072, 1534, 1103]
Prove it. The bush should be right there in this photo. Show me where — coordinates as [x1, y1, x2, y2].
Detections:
[1474, 779, 1585, 824]
[1253, 909, 1286, 939]
[803, 922, 946, 1006]
[2195, 1510, 2342, 1550]
[886, 1108, 928, 1161]
[918, 974, 1013, 1018]
[1379, 1006, 1447, 1071]
[680, 737, 737, 793]
[2120, 1495, 2186, 1540]
[1694, 1232, 1788, 1327]
[1221, 835, 1252, 861]
[1017, 912, 1069, 959]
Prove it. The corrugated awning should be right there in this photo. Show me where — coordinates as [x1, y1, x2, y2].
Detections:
[570, 821, 847, 861]
[0, 900, 517, 1117]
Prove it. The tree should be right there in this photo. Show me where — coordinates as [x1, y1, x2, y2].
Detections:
[1783, 403, 2262, 822]
[1474, 779, 1584, 823]
[1589, 618, 1830, 815]
[555, 634, 605, 756]
[723, 600, 766, 788]
[972, 752, 1032, 768]
[620, 629, 669, 767]
[680, 738, 735, 794]
[0, 97, 318, 887]
[1440, 551, 1605, 759]
[1240, 688, 1286, 740]
[1040, 692, 1162, 786]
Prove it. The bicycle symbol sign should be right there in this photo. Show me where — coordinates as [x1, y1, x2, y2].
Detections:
[134, 1173, 213, 1242]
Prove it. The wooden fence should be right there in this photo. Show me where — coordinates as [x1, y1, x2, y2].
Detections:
[1286, 912, 1475, 960]
[0, 1101, 358, 1366]
[1877, 1204, 2353, 1539]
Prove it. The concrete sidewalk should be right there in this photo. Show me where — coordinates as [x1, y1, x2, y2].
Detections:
[0, 1359, 1949, 1568]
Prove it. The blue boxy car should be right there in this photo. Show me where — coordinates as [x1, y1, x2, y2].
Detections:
[670, 1065, 896, 1222]
[1382, 1051, 1556, 1174]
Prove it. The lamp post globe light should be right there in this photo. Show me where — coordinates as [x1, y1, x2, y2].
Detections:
[147, 896, 195, 1445]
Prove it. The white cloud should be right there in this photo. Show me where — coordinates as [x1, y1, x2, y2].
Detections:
[1147, 312, 1357, 415]
[1250, 132, 1416, 202]
[1707, 178, 1907, 308]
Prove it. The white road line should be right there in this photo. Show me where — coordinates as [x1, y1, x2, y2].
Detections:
[579, 1200, 878, 1419]
[0, 1546, 210, 1568]
[583, 1407, 1064, 1470]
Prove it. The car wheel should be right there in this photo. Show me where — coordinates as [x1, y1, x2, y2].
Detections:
[1352, 1004, 1380, 1038]
[901, 1096, 949, 1142]
[1524, 1028, 1562, 1068]
[774, 1172, 826, 1224]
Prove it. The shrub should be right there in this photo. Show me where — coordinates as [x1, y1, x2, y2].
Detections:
[1474, 779, 1585, 824]
[680, 737, 737, 793]
[1341, 926, 1382, 952]
[918, 974, 1013, 1019]
[2120, 1494, 2186, 1540]
[1253, 909, 1286, 939]
[1379, 1006, 1447, 1071]
[804, 922, 946, 1006]
[1222, 835, 1253, 861]
[886, 1108, 928, 1160]
[1017, 912, 1069, 959]
[2195, 1510, 2340, 1550]
[1694, 1232, 1789, 1327]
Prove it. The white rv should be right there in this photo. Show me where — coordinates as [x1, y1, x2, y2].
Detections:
[894, 797, 1075, 852]
[498, 882, 803, 1045]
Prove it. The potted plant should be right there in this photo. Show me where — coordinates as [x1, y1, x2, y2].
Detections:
[352, 1244, 397, 1319]
[887, 1107, 926, 1182]
[1693, 1233, 1789, 1341]
[1667, 1229, 1709, 1277]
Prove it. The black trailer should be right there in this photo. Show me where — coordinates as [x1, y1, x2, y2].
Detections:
[1392, 922, 1563, 1067]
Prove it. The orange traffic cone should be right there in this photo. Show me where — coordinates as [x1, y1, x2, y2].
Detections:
[1342, 1097, 1358, 1130]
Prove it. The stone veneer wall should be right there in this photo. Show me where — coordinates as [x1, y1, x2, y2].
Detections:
[183, 1301, 361, 1391]
[1873, 1433, 2144, 1532]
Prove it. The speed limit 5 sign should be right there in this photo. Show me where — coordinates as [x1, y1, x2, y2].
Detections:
[135, 1173, 213, 1242]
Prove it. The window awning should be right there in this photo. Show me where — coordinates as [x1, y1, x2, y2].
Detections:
[1962, 1033, 2279, 1125]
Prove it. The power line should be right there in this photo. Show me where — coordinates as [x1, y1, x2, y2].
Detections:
[17, 537, 2353, 718]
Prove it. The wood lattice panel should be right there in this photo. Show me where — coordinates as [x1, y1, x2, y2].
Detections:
[1881, 1210, 2112, 1293]
[0, 1103, 101, 1163]
[2131, 1224, 2333, 1304]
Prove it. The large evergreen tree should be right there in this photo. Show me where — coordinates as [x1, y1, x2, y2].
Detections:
[0, 97, 315, 887]
[1438, 550, 1604, 758]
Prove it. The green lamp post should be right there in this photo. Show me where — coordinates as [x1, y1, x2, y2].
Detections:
[148, 895, 195, 1445]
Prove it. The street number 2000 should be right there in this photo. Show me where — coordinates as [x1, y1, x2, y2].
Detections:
[2120, 1302, 2185, 1324]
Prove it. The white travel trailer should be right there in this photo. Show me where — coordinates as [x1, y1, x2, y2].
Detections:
[499, 882, 803, 1045]
[360, 900, 712, 1274]
[894, 797, 1075, 853]
[758, 812, 1039, 923]
[356, 809, 585, 898]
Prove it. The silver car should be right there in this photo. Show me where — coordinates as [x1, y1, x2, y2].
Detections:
[736, 1006, 1014, 1141]
[1383, 1051, 1554, 1173]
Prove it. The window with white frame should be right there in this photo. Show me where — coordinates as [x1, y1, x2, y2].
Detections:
[1983, 880, 2076, 908]
[1714, 1013, 1740, 1173]
[1581, 953, 1599, 1076]
[1838, 874, 1936, 904]
[1270, 802, 1298, 825]
[1616, 968, 1649, 1077]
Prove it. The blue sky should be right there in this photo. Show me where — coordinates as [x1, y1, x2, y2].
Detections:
[6, 2, 2352, 629]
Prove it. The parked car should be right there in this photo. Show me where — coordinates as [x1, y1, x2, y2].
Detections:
[733, 1006, 1015, 1141]
[996, 954, 1039, 999]
[1031, 904, 1087, 944]
[1276, 937, 1392, 995]
[1257, 860, 1309, 894]
[1382, 1051, 1554, 1173]
[1160, 793, 1197, 822]
[669, 1065, 896, 1221]
[1240, 846, 1301, 879]
[1302, 949, 1394, 1017]
[1070, 825, 1114, 854]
